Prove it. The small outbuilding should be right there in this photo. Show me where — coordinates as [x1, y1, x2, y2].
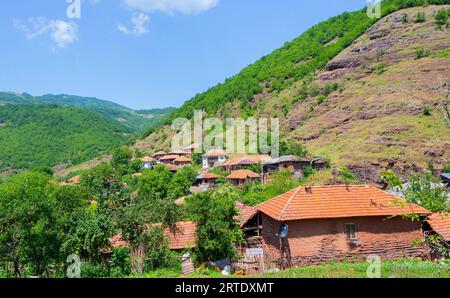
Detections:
[197, 172, 220, 187]
[226, 170, 260, 188]
[141, 156, 156, 169]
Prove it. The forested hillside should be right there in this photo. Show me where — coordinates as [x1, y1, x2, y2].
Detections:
[0, 92, 174, 171]
[0, 92, 174, 132]
[0, 104, 132, 170]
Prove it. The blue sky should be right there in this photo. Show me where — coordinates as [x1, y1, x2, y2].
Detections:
[0, 0, 368, 109]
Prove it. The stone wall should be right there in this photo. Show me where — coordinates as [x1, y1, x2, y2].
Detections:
[261, 214, 428, 266]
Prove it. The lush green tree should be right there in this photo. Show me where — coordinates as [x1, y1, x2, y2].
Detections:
[79, 163, 122, 203]
[187, 186, 243, 263]
[137, 165, 174, 202]
[0, 104, 133, 171]
[380, 170, 403, 189]
[50, 185, 89, 232]
[61, 207, 112, 263]
[403, 173, 449, 212]
[242, 169, 300, 206]
[129, 158, 143, 174]
[158, 0, 450, 126]
[0, 172, 60, 277]
[110, 248, 131, 277]
[280, 139, 308, 157]
[144, 226, 174, 271]
[168, 167, 197, 199]
[112, 146, 133, 176]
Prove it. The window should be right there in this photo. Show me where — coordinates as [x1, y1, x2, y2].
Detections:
[344, 223, 358, 240]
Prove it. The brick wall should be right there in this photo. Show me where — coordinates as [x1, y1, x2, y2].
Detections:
[261, 214, 428, 266]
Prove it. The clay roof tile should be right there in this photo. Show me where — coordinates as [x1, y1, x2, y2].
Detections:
[257, 185, 430, 221]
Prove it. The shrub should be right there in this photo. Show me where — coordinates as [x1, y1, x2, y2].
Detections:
[402, 13, 409, 23]
[415, 47, 431, 59]
[443, 164, 450, 173]
[323, 82, 339, 96]
[338, 166, 358, 184]
[434, 9, 449, 30]
[317, 95, 326, 105]
[110, 248, 131, 277]
[415, 12, 426, 23]
[144, 227, 176, 271]
[422, 106, 432, 116]
[80, 262, 110, 278]
[375, 62, 387, 74]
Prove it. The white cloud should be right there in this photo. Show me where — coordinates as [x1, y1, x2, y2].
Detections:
[123, 0, 219, 15]
[117, 13, 150, 35]
[14, 17, 78, 48]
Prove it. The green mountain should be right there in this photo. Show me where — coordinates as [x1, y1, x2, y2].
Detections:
[0, 92, 174, 132]
[139, 0, 450, 184]
[0, 104, 132, 170]
[0, 93, 174, 171]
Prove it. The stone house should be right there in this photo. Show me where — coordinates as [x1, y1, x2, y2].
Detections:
[256, 185, 430, 266]
[202, 149, 228, 169]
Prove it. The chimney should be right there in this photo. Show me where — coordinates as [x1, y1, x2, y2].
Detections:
[305, 186, 313, 195]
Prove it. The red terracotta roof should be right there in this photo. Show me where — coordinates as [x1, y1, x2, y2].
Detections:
[203, 149, 228, 157]
[159, 154, 180, 160]
[163, 164, 178, 172]
[174, 156, 192, 163]
[152, 151, 168, 158]
[200, 172, 220, 180]
[163, 221, 197, 250]
[427, 213, 450, 241]
[108, 221, 197, 251]
[141, 156, 155, 162]
[226, 170, 260, 180]
[222, 155, 271, 167]
[109, 234, 128, 249]
[235, 202, 258, 227]
[257, 185, 430, 222]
